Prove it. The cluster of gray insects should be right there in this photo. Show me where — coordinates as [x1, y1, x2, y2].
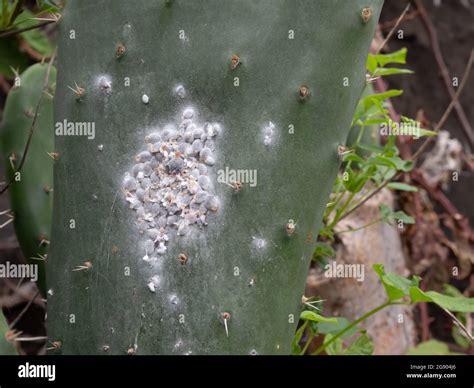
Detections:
[122, 105, 221, 282]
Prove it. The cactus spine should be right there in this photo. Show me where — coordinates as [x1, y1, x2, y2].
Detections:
[48, 0, 384, 354]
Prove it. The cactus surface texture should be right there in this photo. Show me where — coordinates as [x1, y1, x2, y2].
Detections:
[1, 63, 56, 296]
[48, 0, 383, 354]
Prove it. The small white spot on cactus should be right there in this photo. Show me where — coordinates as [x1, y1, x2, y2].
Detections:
[249, 349, 258, 355]
[248, 278, 255, 287]
[151, 275, 160, 285]
[142, 94, 150, 104]
[168, 293, 179, 305]
[47, 288, 54, 296]
[175, 84, 186, 98]
[262, 121, 276, 146]
[97, 144, 104, 151]
[96, 75, 112, 93]
[156, 242, 167, 255]
[252, 237, 267, 250]
[147, 281, 156, 293]
[102, 345, 110, 352]
[144, 239, 154, 253]
[92, 194, 98, 201]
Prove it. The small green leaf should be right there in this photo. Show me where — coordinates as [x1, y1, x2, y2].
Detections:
[407, 340, 461, 356]
[443, 284, 464, 298]
[379, 204, 415, 225]
[346, 171, 369, 194]
[418, 128, 438, 137]
[384, 272, 420, 295]
[357, 143, 384, 154]
[392, 210, 415, 224]
[343, 332, 374, 355]
[300, 310, 338, 323]
[17, 10, 54, 57]
[366, 54, 378, 74]
[343, 154, 365, 164]
[370, 155, 398, 169]
[373, 67, 413, 77]
[452, 324, 470, 350]
[374, 48, 408, 67]
[384, 155, 413, 172]
[360, 118, 388, 126]
[291, 323, 306, 354]
[387, 182, 418, 192]
[313, 242, 335, 262]
[362, 90, 403, 111]
[36, 0, 61, 14]
[410, 287, 474, 313]
[373, 264, 405, 301]
[319, 226, 335, 241]
[373, 264, 419, 301]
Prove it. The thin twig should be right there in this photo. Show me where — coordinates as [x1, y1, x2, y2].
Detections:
[413, 49, 474, 161]
[0, 47, 57, 196]
[376, 3, 411, 54]
[380, 10, 419, 30]
[441, 307, 474, 341]
[8, 288, 41, 330]
[0, 19, 55, 39]
[414, 0, 474, 147]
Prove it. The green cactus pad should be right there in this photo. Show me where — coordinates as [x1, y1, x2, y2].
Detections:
[1, 63, 56, 296]
[48, 0, 383, 354]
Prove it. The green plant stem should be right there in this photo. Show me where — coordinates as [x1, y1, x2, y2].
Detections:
[327, 192, 355, 229]
[0, 19, 55, 38]
[300, 323, 314, 355]
[327, 123, 369, 226]
[7, 0, 24, 27]
[336, 217, 382, 234]
[337, 168, 393, 223]
[311, 301, 392, 355]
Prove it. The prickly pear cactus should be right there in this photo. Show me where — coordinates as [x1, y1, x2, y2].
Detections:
[1, 63, 56, 296]
[48, 0, 384, 354]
